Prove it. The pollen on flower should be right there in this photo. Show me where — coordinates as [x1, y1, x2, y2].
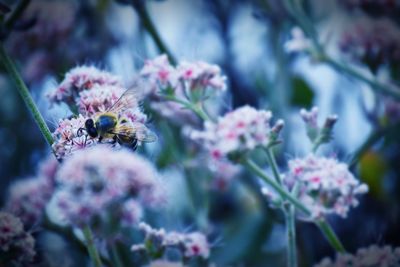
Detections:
[314, 245, 400, 267]
[284, 154, 368, 218]
[191, 105, 274, 159]
[52, 146, 163, 227]
[52, 114, 97, 159]
[48, 65, 123, 106]
[0, 212, 36, 265]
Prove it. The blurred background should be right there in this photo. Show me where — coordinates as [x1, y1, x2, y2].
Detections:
[1, 0, 400, 266]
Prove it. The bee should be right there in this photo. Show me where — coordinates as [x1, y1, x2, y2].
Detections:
[80, 86, 157, 150]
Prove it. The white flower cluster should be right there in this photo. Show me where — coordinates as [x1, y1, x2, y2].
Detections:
[191, 105, 273, 160]
[285, 154, 368, 218]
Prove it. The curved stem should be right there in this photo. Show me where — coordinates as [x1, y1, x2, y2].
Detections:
[0, 43, 54, 147]
[162, 94, 211, 121]
[83, 225, 103, 267]
[265, 148, 282, 185]
[132, 1, 177, 65]
[242, 158, 311, 216]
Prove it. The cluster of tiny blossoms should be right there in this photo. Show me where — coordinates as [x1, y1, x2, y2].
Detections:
[5, 156, 57, 226]
[48, 65, 123, 107]
[140, 55, 226, 123]
[131, 222, 210, 260]
[191, 105, 274, 160]
[315, 245, 400, 267]
[49, 66, 148, 159]
[339, 17, 400, 70]
[0, 212, 36, 266]
[284, 154, 368, 218]
[52, 146, 164, 227]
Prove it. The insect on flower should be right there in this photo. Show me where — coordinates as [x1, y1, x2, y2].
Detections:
[78, 83, 157, 150]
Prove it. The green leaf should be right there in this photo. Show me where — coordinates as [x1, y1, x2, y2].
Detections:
[290, 76, 314, 108]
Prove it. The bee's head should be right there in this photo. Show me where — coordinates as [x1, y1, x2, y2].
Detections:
[85, 119, 98, 138]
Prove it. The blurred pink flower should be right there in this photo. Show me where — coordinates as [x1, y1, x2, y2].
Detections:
[52, 146, 163, 227]
[6, 176, 54, 226]
[284, 154, 368, 218]
[191, 105, 274, 160]
[315, 245, 400, 267]
[0, 212, 36, 265]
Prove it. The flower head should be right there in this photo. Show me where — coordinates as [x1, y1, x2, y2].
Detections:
[140, 55, 178, 92]
[315, 245, 400, 267]
[191, 105, 274, 160]
[177, 61, 227, 91]
[0, 212, 36, 266]
[132, 222, 210, 260]
[48, 66, 123, 106]
[52, 146, 163, 227]
[284, 154, 368, 218]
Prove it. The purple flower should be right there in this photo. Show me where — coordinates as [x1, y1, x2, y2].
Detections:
[0, 212, 36, 265]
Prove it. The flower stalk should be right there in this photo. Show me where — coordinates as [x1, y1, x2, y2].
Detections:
[284, 204, 297, 267]
[316, 219, 346, 253]
[0, 43, 54, 147]
[83, 225, 103, 267]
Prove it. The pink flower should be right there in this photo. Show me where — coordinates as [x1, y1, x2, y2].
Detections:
[0, 212, 36, 265]
[140, 55, 178, 92]
[191, 105, 274, 159]
[177, 61, 227, 91]
[52, 146, 163, 227]
[285, 154, 368, 218]
[48, 66, 123, 106]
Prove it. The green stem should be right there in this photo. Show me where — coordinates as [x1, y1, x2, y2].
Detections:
[315, 219, 346, 253]
[109, 242, 124, 267]
[82, 225, 103, 267]
[284, 204, 297, 267]
[242, 158, 311, 216]
[133, 1, 177, 65]
[0, 43, 54, 147]
[323, 57, 400, 101]
[162, 94, 211, 121]
[265, 148, 282, 185]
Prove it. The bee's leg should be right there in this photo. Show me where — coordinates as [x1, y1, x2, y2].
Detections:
[131, 139, 138, 151]
[111, 135, 118, 145]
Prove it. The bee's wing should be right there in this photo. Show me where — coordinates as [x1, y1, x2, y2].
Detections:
[132, 123, 157, 143]
[114, 123, 157, 143]
[106, 82, 145, 114]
